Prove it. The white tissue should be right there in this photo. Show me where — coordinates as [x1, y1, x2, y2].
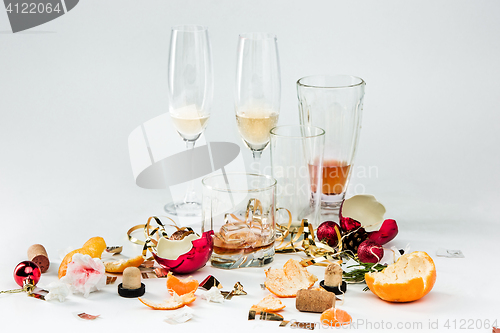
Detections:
[164, 306, 194, 324]
[45, 280, 72, 302]
[60, 253, 106, 298]
[199, 286, 225, 303]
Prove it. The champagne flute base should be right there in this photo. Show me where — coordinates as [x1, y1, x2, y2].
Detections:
[164, 201, 202, 217]
[320, 192, 345, 213]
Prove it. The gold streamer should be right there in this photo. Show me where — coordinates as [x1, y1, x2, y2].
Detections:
[275, 218, 343, 267]
[126, 207, 350, 270]
[127, 216, 195, 260]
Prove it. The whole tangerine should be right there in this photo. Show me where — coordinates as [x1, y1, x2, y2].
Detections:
[365, 251, 436, 302]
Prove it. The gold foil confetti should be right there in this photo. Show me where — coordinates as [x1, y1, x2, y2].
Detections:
[154, 267, 169, 278]
[140, 272, 158, 279]
[223, 282, 246, 300]
[248, 310, 316, 329]
[199, 275, 223, 290]
[248, 310, 283, 321]
[106, 276, 117, 285]
[27, 288, 48, 301]
[280, 321, 317, 330]
[140, 260, 155, 268]
[77, 313, 100, 320]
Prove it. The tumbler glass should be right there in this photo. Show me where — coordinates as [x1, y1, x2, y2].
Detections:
[270, 125, 325, 228]
[202, 173, 276, 269]
[297, 75, 365, 211]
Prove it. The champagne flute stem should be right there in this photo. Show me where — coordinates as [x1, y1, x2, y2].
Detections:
[183, 140, 197, 204]
[252, 150, 263, 175]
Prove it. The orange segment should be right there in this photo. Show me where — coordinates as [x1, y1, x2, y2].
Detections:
[365, 251, 436, 303]
[320, 308, 352, 327]
[104, 255, 145, 273]
[58, 237, 106, 278]
[166, 272, 199, 296]
[138, 291, 196, 310]
[264, 259, 318, 298]
[251, 295, 286, 312]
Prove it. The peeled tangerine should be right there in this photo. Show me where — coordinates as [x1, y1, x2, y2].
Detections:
[320, 308, 352, 327]
[139, 292, 196, 310]
[104, 255, 145, 273]
[365, 251, 436, 302]
[265, 259, 318, 298]
[251, 295, 286, 312]
[58, 237, 106, 279]
[166, 272, 199, 296]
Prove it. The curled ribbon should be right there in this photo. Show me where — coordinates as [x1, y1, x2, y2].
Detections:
[127, 216, 195, 259]
[275, 217, 343, 267]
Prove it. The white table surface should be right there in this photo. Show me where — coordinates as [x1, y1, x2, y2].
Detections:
[1, 1, 499, 332]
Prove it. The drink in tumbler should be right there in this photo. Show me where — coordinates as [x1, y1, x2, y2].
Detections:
[202, 173, 277, 269]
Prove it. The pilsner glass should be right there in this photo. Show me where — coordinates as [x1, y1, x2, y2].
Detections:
[297, 75, 365, 211]
[270, 125, 325, 228]
[202, 173, 276, 269]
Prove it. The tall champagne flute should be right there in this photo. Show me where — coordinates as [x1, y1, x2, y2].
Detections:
[235, 33, 280, 172]
[164, 25, 213, 216]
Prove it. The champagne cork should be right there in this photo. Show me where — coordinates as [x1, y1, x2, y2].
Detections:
[324, 263, 343, 287]
[27, 244, 50, 273]
[118, 267, 145, 298]
[122, 267, 141, 290]
[296, 289, 336, 313]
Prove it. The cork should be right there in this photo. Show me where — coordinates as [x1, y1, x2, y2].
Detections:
[295, 289, 336, 313]
[122, 267, 141, 290]
[118, 267, 145, 298]
[27, 244, 50, 273]
[324, 263, 343, 287]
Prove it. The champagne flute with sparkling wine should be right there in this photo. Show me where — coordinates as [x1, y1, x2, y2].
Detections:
[164, 25, 213, 216]
[235, 33, 280, 171]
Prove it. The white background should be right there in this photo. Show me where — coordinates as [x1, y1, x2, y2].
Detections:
[1, 1, 499, 332]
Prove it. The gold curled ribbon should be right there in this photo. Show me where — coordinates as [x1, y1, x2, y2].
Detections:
[127, 216, 195, 260]
[213, 198, 344, 268]
[275, 217, 343, 267]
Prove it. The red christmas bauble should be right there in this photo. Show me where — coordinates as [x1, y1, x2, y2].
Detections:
[13, 261, 41, 287]
[316, 221, 342, 248]
[357, 240, 384, 264]
[367, 219, 398, 245]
